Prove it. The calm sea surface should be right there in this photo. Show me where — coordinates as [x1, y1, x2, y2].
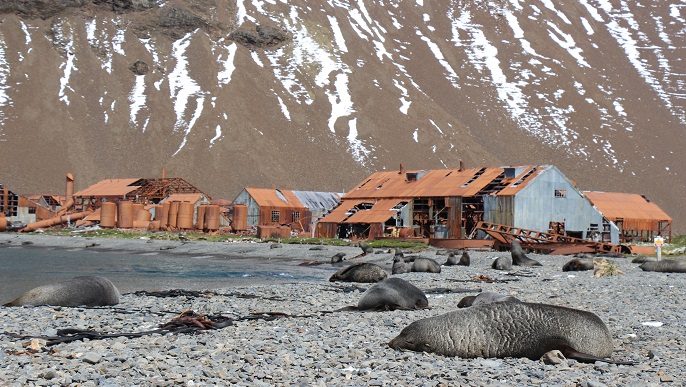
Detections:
[0, 245, 336, 304]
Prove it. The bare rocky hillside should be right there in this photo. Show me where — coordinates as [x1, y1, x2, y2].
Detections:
[0, 0, 684, 231]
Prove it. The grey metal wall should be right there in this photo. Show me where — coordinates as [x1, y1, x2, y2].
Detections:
[232, 189, 261, 227]
[484, 167, 619, 244]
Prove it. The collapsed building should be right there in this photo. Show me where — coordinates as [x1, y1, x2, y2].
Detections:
[315, 165, 624, 246]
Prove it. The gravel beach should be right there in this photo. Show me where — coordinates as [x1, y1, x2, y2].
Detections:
[1, 234, 685, 386]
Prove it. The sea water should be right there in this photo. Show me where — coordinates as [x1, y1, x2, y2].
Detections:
[0, 244, 335, 304]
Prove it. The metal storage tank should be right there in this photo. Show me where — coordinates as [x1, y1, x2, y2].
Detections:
[136, 208, 152, 222]
[0, 214, 6, 232]
[132, 203, 145, 220]
[177, 202, 194, 229]
[168, 202, 179, 228]
[196, 204, 206, 230]
[205, 205, 220, 231]
[159, 202, 170, 227]
[148, 221, 160, 231]
[100, 202, 116, 228]
[232, 204, 248, 231]
[117, 201, 134, 228]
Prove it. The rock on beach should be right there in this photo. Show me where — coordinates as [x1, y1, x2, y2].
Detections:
[0, 234, 684, 385]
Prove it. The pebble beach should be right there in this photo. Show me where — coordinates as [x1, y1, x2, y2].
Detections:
[1, 234, 685, 386]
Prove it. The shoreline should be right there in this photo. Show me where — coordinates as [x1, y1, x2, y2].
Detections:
[1, 234, 685, 385]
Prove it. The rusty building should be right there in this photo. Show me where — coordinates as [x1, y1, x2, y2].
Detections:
[231, 188, 341, 233]
[1, 183, 58, 229]
[316, 165, 621, 244]
[584, 191, 672, 242]
[72, 177, 206, 211]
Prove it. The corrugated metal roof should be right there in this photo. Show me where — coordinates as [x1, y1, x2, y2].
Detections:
[584, 191, 672, 223]
[245, 188, 305, 209]
[292, 191, 342, 211]
[163, 193, 206, 204]
[73, 179, 141, 197]
[343, 199, 406, 224]
[318, 200, 367, 223]
[342, 166, 547, 199]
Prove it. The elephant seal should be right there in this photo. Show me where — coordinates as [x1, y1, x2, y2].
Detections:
[389, 301, 631, 364]
[392, 255, 411, 274]
[491, 255, 512, 270]
[411, 257, 442, 273]
[457, 292, 521, 308]
[329, 262, 388, 283]
[357, 278, 429, 311]
[562, 258, 595, 272]
[511, 240, 542, 266]
[5, 276, 120, 307]
[639, 260, 686, 273]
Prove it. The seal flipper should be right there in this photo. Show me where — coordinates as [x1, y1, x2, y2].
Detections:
[561, 347, 636, 365]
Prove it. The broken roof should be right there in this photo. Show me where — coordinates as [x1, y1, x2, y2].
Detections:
[342, 165, 549, 199]
[584, 191, 672, 230]
[163, 193, 208, 204]
[73, 179, 141, 197]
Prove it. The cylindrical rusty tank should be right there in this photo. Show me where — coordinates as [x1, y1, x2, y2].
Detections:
[100, 202, 117, 228]
[152, 205, 163, 221]
[117, 201, 134, 228]
[132, 220, 150, 229]
[0, 214, 6, 232]
[177, 202, 194, 229]
[159, 202, 170, 226]
[148, 221, 161, 231]
[204, 205, 220, 231]
[132, 203, 145, 219]
[136, 208, 152, 222]
[232, 204, 248, 231]
[168, 202, 179, 228]
[196, 205, 206, 230]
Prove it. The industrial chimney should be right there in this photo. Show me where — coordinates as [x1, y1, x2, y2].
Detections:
[399, 163, 405, 175]
[66, 173, 74, 199]
[162, 167, 167, 179]
[458, 159, 465, 172]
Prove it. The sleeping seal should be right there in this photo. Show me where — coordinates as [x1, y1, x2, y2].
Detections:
[389, 301, 631, 364]
[357, 278, 428, 311]
[511, 240, 542, 266]
[411, 257, 442, 273]
[329, 262, 388, 283]
[391, 255, 411, 274]
[491, 255, 512, 271]
[5, 275, 120, 307]
[639, 260, 686, 273]
[457, 292, 521, 308]
[562, 258, 595, 272]
[446, 251, 470, 266]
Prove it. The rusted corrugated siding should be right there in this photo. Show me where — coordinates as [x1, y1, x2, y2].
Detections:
[318, 200, 366, 223]
[245, 187, 305, 209]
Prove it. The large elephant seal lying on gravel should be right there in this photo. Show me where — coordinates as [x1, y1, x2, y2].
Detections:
[4, 276, 120, 307]
[329, 262, 388, 283]
[389, 302, 630, 364]
[639, 260, 686, 273]
[356, 278, 429, 311]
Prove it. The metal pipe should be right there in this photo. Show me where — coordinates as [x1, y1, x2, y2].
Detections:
[19, 211, 93, 232]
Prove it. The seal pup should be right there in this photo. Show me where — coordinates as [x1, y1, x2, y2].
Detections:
[562, 258, 594, 272]
[639, 260, 686, 273]
[331, 252, 346, 264]
[444, 251, 459, 266]
[392, 255, 411, 274]
[359, 241, 374, 255]
[411, 257, 442, 273]
[457, 251, 470, 266]
[329, 262, 388, 283]
[5, 276, 120, 307]
[457, 291, 521, 308]
[491, 255, 512, 271]
[389, 301, 631, 364]
[511, 240, 542, 266]
[356, 278, 429, 311]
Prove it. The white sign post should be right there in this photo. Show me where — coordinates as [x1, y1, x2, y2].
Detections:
[654, 236, 664, 261]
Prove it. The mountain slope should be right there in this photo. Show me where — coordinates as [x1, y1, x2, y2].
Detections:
[0, 0, 684, 232]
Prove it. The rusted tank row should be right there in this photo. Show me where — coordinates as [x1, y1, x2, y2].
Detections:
[88, 200, 223, 232]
